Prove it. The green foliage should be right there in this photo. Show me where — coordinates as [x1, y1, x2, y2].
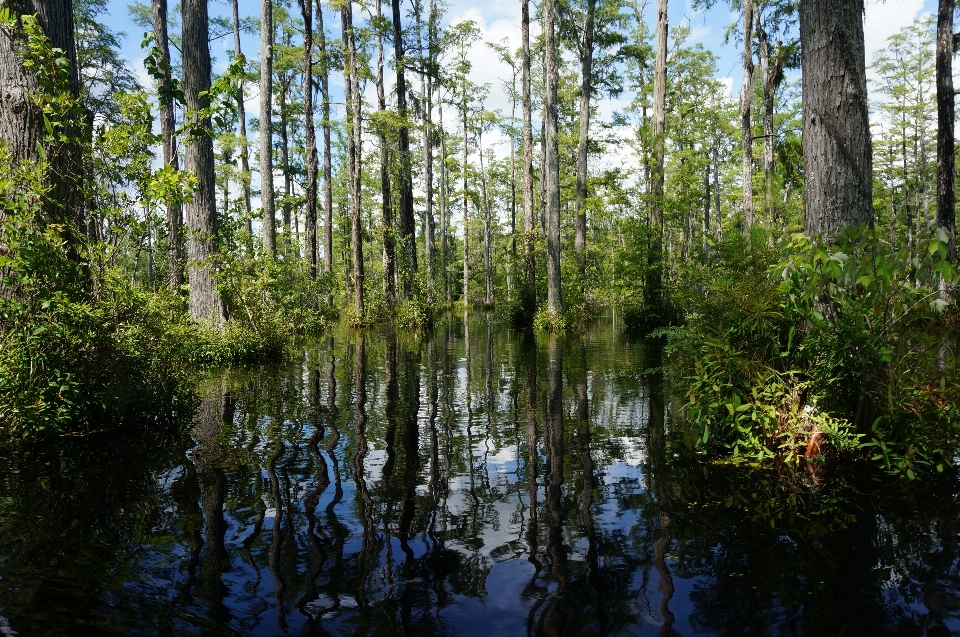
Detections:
[666, 226, 960, 476]
[217, 251, 335, 339]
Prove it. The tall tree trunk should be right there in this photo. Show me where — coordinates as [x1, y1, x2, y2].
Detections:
[575, 0, 596, 288]
[231, 0, 252, 239]
[937, 0, 956, 264]
[479, 132, 493, 307]
[420, 0, 436, 304]
[440, 101, 450, 303]
[739, 0, 755, 231]
[544, 0, 562, 315]
[520, 0, 536, 321]
[462, 79, 470, 306]
[644, 0, 667, 316]
[393, 0, 417, 299]
[301, 0, 318, 277]
[756, 16, 784, 223]
[343, 0, 364, 315]
[0, 0, 83, 238]
[509, 66, 518, 301]
[279, 67, 292, 253]
[182, 0, 225, 325]
[376, 2, 395, 304]
[151, 0, 183, 290]
[318, 1, 334, 299]
[259, 0, 276, 256]
[800, 0, 873, 240]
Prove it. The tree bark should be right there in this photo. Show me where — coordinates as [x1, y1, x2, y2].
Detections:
[520, 0, 536, 321]
[182, 0, 225, 325]
[318, 0, 333, 300]
[644, 0, 667, 316]
[393, 0, 417, 299]
[376, 2, 395, 304]
[575, 0, 596, 287]
[278, 64, 292, 253]
[462, 73, 470, 306]
[259, 0, 276, 256]
[739, 0, 755, 230]
[937, 0, 956, 263]
[231, 0, 252, 240]
[343, 0, 364, 315]
[800, 0, 873, 240]
[301, 0, 317, 277]
[756, 16, 785, 224]
[440, 100, 450, 303]
[0, 0, 84, 278]
[479, 130, 493, 306]
[151, 0, 183, 290]
[420, 0, 436, 304]
[544, 0, 562, 315]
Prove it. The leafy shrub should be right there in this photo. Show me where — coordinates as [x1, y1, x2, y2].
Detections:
[666, 226, 960, 476]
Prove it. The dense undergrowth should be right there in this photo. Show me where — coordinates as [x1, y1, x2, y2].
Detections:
[0, 153, 334, 445]
[660, 226, 960, 478]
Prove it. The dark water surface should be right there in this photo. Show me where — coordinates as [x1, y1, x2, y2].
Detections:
[2, 314, 960, 636]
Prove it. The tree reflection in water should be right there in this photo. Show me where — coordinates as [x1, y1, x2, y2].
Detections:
[1, 313, 960, 636]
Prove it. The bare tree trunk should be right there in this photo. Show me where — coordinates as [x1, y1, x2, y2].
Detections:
[644, 0, 667, 316]
[393, 0, 417, 299]
[756, 16, 784, 223]
[343, 0, 364, 315]
[714, 138, 722, 240]
[279, 66, 292, 253]
[182, 0, 225, 325]
[544, 0, 562, 315]
[376, 3, 394, 304]
[150, 0, 184, 290]
[509, 65, 518, 301]
[937, 0, 956, 265]
[440, 101, 450, 304]
[462, 78, 470, 306]
[420, 0, 436, 304]
[739, 0, 755, 230]
[479, 132, 493, 307]
[318, 0, 333, 300]
[231, 0, 252, 239]
[520, 0, 536, 321]
[301, 0, 317, 277]
[575, 0, 596, 287]
[259, 0, 276, 256]
[800, 0, 873, 240]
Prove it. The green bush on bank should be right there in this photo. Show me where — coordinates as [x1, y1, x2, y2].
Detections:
[664, 226, 960, 477]
[0, 152, 327, 444]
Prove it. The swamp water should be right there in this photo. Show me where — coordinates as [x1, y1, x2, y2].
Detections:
[1, 314, 959, 636]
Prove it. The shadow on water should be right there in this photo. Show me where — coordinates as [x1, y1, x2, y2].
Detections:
[1, 313, 960, 636]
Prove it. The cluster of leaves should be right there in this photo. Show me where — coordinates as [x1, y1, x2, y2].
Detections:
[217, 249, 335, 340]
[664, 226, 959, 477]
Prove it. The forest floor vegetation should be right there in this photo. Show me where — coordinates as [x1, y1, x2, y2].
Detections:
[659, 226, 960, 479]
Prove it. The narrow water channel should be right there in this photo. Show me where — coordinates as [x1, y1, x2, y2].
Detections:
[1, 314, 959, 636]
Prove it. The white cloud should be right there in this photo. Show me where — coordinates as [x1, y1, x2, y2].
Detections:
[864, 0, 924, 64]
